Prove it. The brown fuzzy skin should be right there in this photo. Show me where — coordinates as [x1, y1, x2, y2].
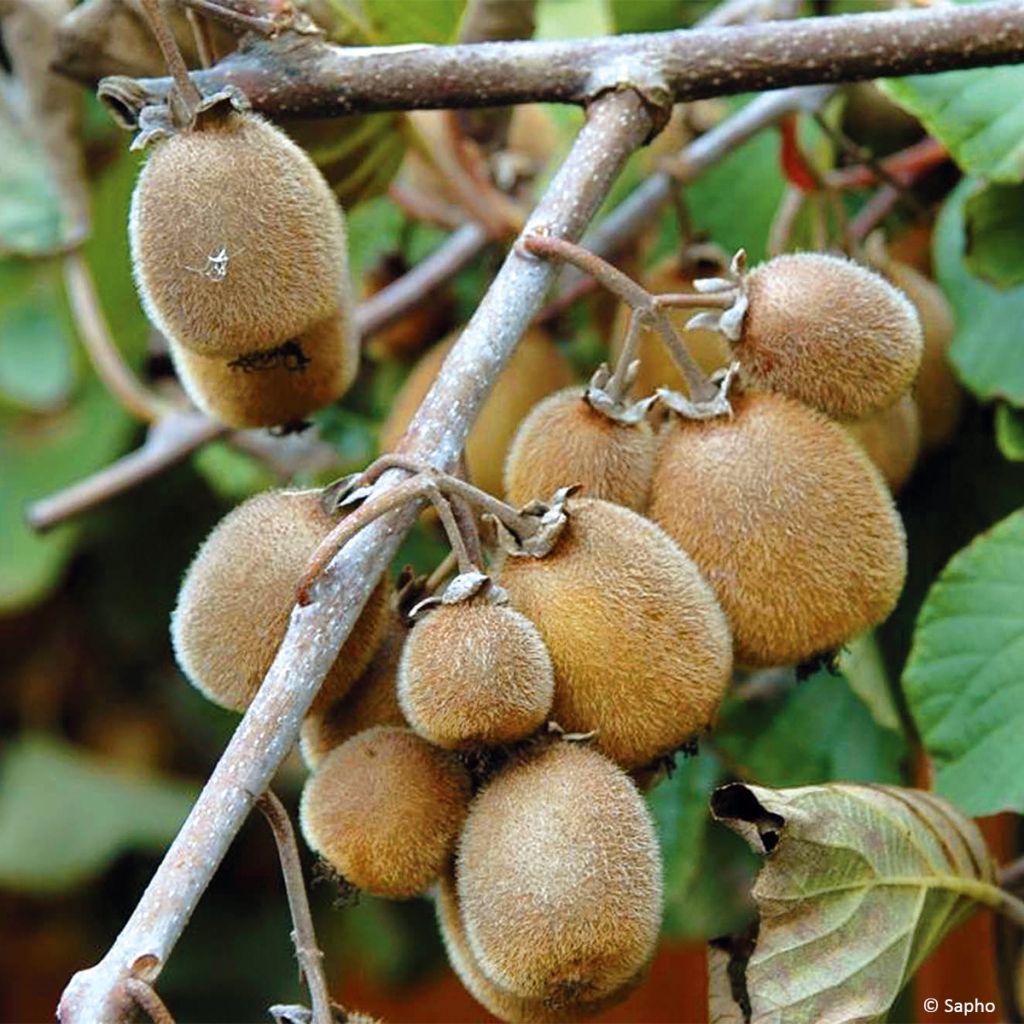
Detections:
[737, 252, 924, 418]
[504, 387, 655, 510]
[434, 869, 646, 1023]
[299, 619, 408, 771]
[650, 391, 907, 668]
[610, 256, 732, 397]
[380, 328, 575, 497]
[457, 742, 662, 1005]
[171, 489, 390, 713]
[168, 313, 354, 428]
[398, 600, 554, 750]
[299, 727, 471, 899]
[885, 260, 961, 451]
[130, 111, 354, 361]
[846, 393, 921, 493]
[495, 498, 732, 768]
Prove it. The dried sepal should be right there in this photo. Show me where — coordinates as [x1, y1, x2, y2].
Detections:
[487, 486, 576, 559]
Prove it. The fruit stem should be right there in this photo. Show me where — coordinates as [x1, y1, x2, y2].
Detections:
[605, 308, 643, 402]
[122, 979, 175, 1024]
[138, 0, 203, 122]
[256, 790, 333, 1024]
[522, 232, 720, 402]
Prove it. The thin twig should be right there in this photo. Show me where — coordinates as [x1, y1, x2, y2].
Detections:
[184, 8, 216, 69]
[1000, 856, 1024, 896]
[121, 3, 1024, 119]
[122, 978, 175, 1024]
[256, 791, 333, 1024]
[137, 0, 202, 116]
[848, 184, 902, 244]
[26, 412, 225, 533]
[63, 253, 168, 423]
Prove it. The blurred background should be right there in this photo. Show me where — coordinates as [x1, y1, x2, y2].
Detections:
[3, 0, 1023, 1021]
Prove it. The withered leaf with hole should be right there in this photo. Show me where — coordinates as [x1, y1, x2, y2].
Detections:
[710, 783, 1000, 1024]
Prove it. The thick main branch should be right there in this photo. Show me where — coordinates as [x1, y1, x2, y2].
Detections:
[56, 88, 654, 1024]
[120, 2, 1024, 118]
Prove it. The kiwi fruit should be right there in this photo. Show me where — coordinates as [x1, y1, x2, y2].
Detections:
[398, 597, 554, 750]
[495, 497, 732, 768]
[610, 253, 732, 397]
[650, 390, 907, 667]
[733, 252, 923, 419]
[435, 868, 646, 1023]
[884, 259, 960, 451]
[457, 741, 662, 1005]
[299, 618, 408, 771]
[299, 726, 471, 899]
[171, 489, 390, 713]
[380, 328, 575, 497]
[167, 313, 353, 429]
[846, 393, 921, 493]
[130, 110, 354, 359]
[503, 386, 655, 510]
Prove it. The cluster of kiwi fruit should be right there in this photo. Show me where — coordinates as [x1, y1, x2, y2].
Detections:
[167, 213, 953, 1018]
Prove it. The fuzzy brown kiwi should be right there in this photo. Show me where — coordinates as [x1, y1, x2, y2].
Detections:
[884, 259, 960, 451]
[171, 489, 390, 713]
[495, 497, 732, 768]
[503, 387, 655, 510]
[610, 253, 732, 397]
[457, 741, 662, 1006]
[846, 393, 921, 493]
[130, 110, 355, 363]
[299, 618, 408, 771]
[380, 328, 575, 496]
[398, 597, 554, 750]
[435, 868, 647, 1023]
[730, 252, 923, 418]
[168, 313, 352, 429]
[650, 390, 907, 668]
[299, 726, 471, 899]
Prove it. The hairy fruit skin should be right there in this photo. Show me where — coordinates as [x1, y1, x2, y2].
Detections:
[495, 497, 732, 768]
[300, 727, 471, 899]
[300, 619, 408, 771]
[504, 387, 655, 510]
[737, 252, 923, 418]
[171, 489, 389, 713]
[435, 869, 645, 1023]
[380, 328, 575, 497]
[846, 393, 921, 493]
[130, 111, 354, 361]
[168, 314, 353, 428]
[611, 255, 732, 397]
[457, 742, 662, 1005]
[885, 259, 960, 451]
[398, 599, 554, 750]
[650, 391, 907, 667]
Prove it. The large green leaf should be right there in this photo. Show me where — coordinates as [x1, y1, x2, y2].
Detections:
[880, 66, 1024, 183]
[963, 182, 1024, 290]
[0, 734, 196, 892]
[935, 177, 1024, 405]
[712, 783, 1001, 1024]
[903, 508, 1024, 815]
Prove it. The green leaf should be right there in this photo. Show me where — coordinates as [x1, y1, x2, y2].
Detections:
[0, 99, 65, 254]
[648, 753, 722, 933]
[0, 261, 77, 411]
[321, 0, 466, 44]
[963, 182, 1024, 289]
[880, 66, 1024, 183]
[838, 633, 902, 732]
[712, 782, 1000, 1024]
[0, 734, 196, 892]
[611, 0, 698, 33]
[536, 0, 613, 39]
[903, 509, 1024, 815]
[995, 404, 1024, 461]
[714, 669, 906, 789]
[192, 441, 277, 504]
[935, 177, 1024, 405]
